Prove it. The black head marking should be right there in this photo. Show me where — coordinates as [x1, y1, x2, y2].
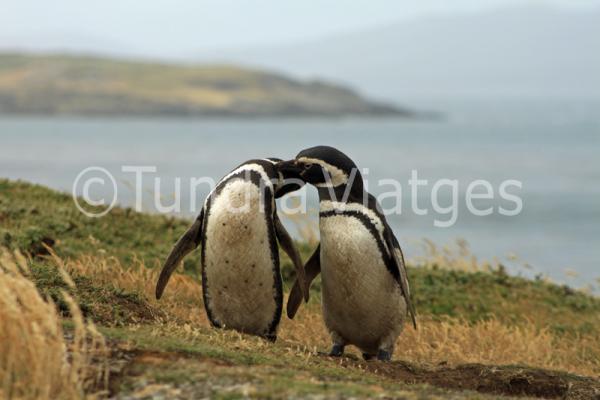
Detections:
[279, 146, 363, 197]
[266, 157, 304, 198]
[217, 158, 302, 199]
[296, 146, 358, 177]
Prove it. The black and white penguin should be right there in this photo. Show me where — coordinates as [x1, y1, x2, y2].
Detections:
[156, 158, 307, 341]
[280, 146, 416, 360]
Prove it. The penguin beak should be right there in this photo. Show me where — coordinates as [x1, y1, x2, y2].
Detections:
[275, 160, 305, 198]
[277, 159, 303, 178]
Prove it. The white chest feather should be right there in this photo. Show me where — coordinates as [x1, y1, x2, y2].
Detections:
[203, 179, 278, 335]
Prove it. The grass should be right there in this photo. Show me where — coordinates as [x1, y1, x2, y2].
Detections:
[101, 325, 507, 400]
[1, 178, 599, 399]
[40, 250, 599, 376]
[0, 249, 108, 399]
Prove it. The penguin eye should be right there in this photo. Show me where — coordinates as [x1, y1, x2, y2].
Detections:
[303, 163, 313, 170]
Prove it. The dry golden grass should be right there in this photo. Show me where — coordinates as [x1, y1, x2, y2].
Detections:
[0, 249, 108, 400]
[55, 252, 208, 326]
[53, 252, 600, 377]
[280, 303, 600, 376]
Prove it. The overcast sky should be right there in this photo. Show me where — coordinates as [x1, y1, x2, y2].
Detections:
[1, 0, 598, 57]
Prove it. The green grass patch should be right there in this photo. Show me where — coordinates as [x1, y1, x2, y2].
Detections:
[2, 178, 599, 337]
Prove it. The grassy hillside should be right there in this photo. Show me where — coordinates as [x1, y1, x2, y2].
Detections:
[1, 179, 599, 399]
[0, 53, 409, 117]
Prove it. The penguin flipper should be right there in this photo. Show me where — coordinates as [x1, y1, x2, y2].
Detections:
[385, 232, 417, 329]
[274, 213, 308, 302]
[155, 209, 204, 300]
[287, 244, 321, 319]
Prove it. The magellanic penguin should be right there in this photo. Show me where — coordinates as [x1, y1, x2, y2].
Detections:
[279, 146, 416, 360]
[156, 158, 308, 341]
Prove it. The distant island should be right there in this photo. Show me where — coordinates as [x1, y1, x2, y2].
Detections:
[0, 53, 417, 118]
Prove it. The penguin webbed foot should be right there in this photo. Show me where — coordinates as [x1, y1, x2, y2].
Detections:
[376, 349, 392, 361]
[328, 343, 345, 357]
[263, 333, 277, 343]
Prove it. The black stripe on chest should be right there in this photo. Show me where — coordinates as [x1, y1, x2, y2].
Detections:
[319, 210, 399, 281]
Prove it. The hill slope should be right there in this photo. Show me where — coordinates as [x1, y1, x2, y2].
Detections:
[1, 179, 599, 399]
[0, 53, 410, 117]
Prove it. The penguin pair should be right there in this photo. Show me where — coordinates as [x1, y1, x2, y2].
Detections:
[156, 147, 416, 361]
[156, 158, 308, 341]
[280, 146, 417, 361]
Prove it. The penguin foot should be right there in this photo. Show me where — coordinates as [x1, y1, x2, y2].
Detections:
[362, 353, 375, 361]
[329, 344, 345, 357]
[376, 349, 392, 361]
[263, 333, 277, 343]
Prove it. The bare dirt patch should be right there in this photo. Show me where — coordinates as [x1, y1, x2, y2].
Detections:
[334, 356, 600, 400]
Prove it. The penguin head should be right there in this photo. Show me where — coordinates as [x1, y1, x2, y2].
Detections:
[265, 157, 305, 198]
[278, 146, 363, 190]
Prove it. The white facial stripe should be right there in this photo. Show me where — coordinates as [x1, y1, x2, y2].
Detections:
[297, 157, 348, 187]
[260, 160, 286, 192]
[230, 164, 275, 211]
[222, 163, 273, 189]
[204, 163, 274, 210]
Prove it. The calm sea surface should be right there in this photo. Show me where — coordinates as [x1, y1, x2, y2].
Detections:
[1, 99, 599, 289]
